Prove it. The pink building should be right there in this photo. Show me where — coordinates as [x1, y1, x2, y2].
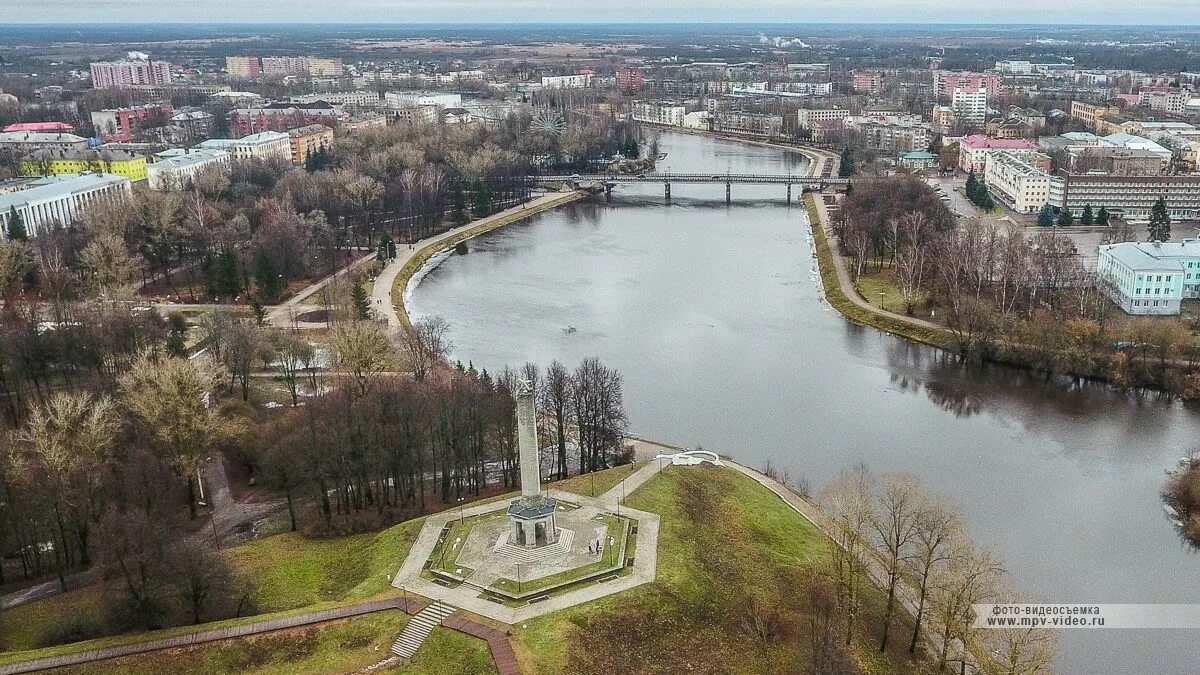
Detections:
[958, 135, 1037, 173]
[90, 103, 174, 142]
[90, 59, 172, 89]
[933, 71, 1003, 101]
[3, 122, 74, 133]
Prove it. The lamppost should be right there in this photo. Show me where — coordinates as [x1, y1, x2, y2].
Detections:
[457, 496, 466, 524]
[401, 584, 409, 613]
[590, 470, 596, 498]
[608, 535, 615, 567]
[516, 561, 522, 594]
[878, 291, 886, 308]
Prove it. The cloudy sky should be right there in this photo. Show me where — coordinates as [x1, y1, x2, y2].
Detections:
[6, 0, 1200, 24]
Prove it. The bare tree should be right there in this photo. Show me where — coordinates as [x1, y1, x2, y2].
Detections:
[820, 463, 876, 645]
[542, 360, 573, 479]
[270, 330, 314, 406]
[401, 315, 453, 382]
[331, 320, 394, 396]
[930, 543, 1003, 673]
[907, 494, 962, 654]
[872, 472, 922, 652]
[981, 589, 1061, 675]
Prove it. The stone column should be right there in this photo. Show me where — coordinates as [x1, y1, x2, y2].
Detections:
[516, 381, 540, 499]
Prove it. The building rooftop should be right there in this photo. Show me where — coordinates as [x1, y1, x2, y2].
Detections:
[1101, 240, 1200, 271]
[0, 131, 87, 144]
[152, 147, 230, 168]
[22, 147, 143, 162]
[286, 124, 332, 137]
[959, 134, 1036, 150]
[3, 122, 74, 133]
[0, 173, 129, 212]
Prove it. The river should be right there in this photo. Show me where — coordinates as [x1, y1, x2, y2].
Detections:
[408, 131, 1200, 673]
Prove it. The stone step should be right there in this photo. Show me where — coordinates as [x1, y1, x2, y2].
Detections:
[389, 602, 458, 658]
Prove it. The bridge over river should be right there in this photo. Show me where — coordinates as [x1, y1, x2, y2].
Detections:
[530, 172, 859, 204]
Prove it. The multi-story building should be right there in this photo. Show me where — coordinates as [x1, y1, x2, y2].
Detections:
[714, 112, 783, 138]
[147, 148, 231, 190]
[226, 56, 262, 79]
[983, 152, 1055, 214]
[1058, 173, 1200, 221]
[198, 131, 291, 162]
[0, 131, 90, 154]
[261, 57, 309, 77]
[682, 111, 713, 130]
[228, 101, 344, 136]
[930, 105, 956, 133]
[932, 70, 1003, 101]
[19, 148, 147, 182]
[994, 60, 1035, 75]
[287, 124, 334, 165]
[307, 58, 345, 77]
[1097, 240, 1200, 315]
[89, 58, 172, 89]
[90, 102, 174, 142]
[852, 70, 885, 94]
[952, 87, 988, 125]
[0, 173, 132, 238]
[1138, 89, 1187, 115]
[796, 108, 849, 130]
[1070, 100, 1121, 130]
[294, 91, 381, 108]
[958, 135, 1038, 173]
[617, 67, 644, 94]
[342, 113, 388, 133]
[844, 113, 931, 154]
[632, 101, 686, 127]
[384, 91, 462, 109]
[541, 74, 594, 89]
[125, 83, 231, 99]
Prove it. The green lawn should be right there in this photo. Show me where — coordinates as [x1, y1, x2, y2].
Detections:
[512, 465, 923, 675]
[48, 611, 495, 675]
[224, 517, 426, 612]
[551, 461, 644, 498]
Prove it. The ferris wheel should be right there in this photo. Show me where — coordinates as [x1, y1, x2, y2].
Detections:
[529, 109, 566, 135]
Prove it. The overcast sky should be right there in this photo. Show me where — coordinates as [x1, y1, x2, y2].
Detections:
[6, 1, 1200, 25]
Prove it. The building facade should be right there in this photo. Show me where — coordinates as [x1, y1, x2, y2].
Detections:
[287, 124, 334, 165]
[19, 148, 147, 182]
[0, 132, 89, 154]
[957, 135, 1038, 173]
[90, 102, 174, 142]
[983, 152, 1054, 214]
[932, 70, 1003, 100]
[632, 101, 686, 126]
[89, 59, 172, 89]
[540, 74, 594, 89]
[617, 67, 644, 94]
[796, 108, 849, 129]
[0, 174, 132, 238]
[148, 148, 231, 190]
[198, 131, 291, 162]
[1097, 241, 1200, 315]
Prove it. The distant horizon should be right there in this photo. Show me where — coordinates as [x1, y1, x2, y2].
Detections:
[3, 20, 1200, 27]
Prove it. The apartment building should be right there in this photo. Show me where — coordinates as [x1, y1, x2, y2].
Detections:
[261, 57, 309, 77]
[1060, 173, 1200, 221]
[147, 148, 231, 190]
[1070, 100, 1121, 130]
[617, 67, 645, 94]
[307, 58, 345, 77]
[18, 148, 147, 182]
[852, 70, 884, 94]
[287, 125, 334, 165]
[632, 101, 687, 126]
[540, 74, 594, 89]
[958, 135, 1038, 173]
[384, 92, 462, 109]
[90, 102, 174, 142]
[90, 58, 172, 89]
[294, 91, 381, 108]
[714, 112, 783, 137]
[0, 174, 132, 238]
[198, 131, 291, 162]
[983, 152, 1055, 214]
[952, 87, 988, 125]
[226, 56, 262, 79]
[228, 101, 344, 136]
[932, 70, 1003, 100]
[0, 131, 89, 154]
[1138, 90, 1187, 115]
[1097, 240, 1200, 315]
[796, 108, 849, 129]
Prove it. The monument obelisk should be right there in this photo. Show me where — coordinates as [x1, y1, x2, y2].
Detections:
[508, 380, 558, 547]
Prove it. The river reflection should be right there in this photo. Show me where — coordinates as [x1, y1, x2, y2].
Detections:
[409, 131, 1200, 673]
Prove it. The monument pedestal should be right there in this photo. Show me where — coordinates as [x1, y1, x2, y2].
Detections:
[508, 495, 559, 547]
[507, 380, 558, 548]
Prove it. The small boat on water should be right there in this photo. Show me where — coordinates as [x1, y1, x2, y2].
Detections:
[657, 152, 668, 160]
[563, 325, 577, 334]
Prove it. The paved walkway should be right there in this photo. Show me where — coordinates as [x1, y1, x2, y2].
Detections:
[372, 191, 584, 330]
[443, 615, 521, 675]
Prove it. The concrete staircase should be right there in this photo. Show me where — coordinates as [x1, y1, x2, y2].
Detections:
[391, 601, 457, 659]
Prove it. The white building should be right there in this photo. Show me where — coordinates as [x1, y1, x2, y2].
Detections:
[198, 131, 291, 162]
[293, 91, 381, 108]
[1097, 240, 1200, 315]
[540, 74, 594, 89]
[796, 108, 849, 129]
[983, 152, 1056, 214]
[147, 148, 231, 190]
[0, 173, 132, 238]
[682, 111, 713, 130]
[0, 131, 90, 153]
[383, 91, 461, 109]
[952, 87, 988, 125]
[632, 101, 686, 126]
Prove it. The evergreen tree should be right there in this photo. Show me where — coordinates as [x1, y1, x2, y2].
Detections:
[376, 233, 395, 262]
[6, 207, 27, 241]
[250, 295, 266, 325]
[1057, 208, 1074, 226]
[472, 180, 491, 218]
[1037, 204, 1055, 227]
[839, 148, 855, 177]
[1096, 206, 1110, 226]
[1148, 196, 1171, 242]
[965, 170, 979, 201]
[217, 249, 241, 299]
[350, 279, 371, 320]
[450, 183, 467, 224]
[1080, 204, 1094, 226]
[254, 252, 282, 303]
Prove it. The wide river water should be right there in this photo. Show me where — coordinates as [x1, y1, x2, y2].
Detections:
[409, 131, 1200, 673]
